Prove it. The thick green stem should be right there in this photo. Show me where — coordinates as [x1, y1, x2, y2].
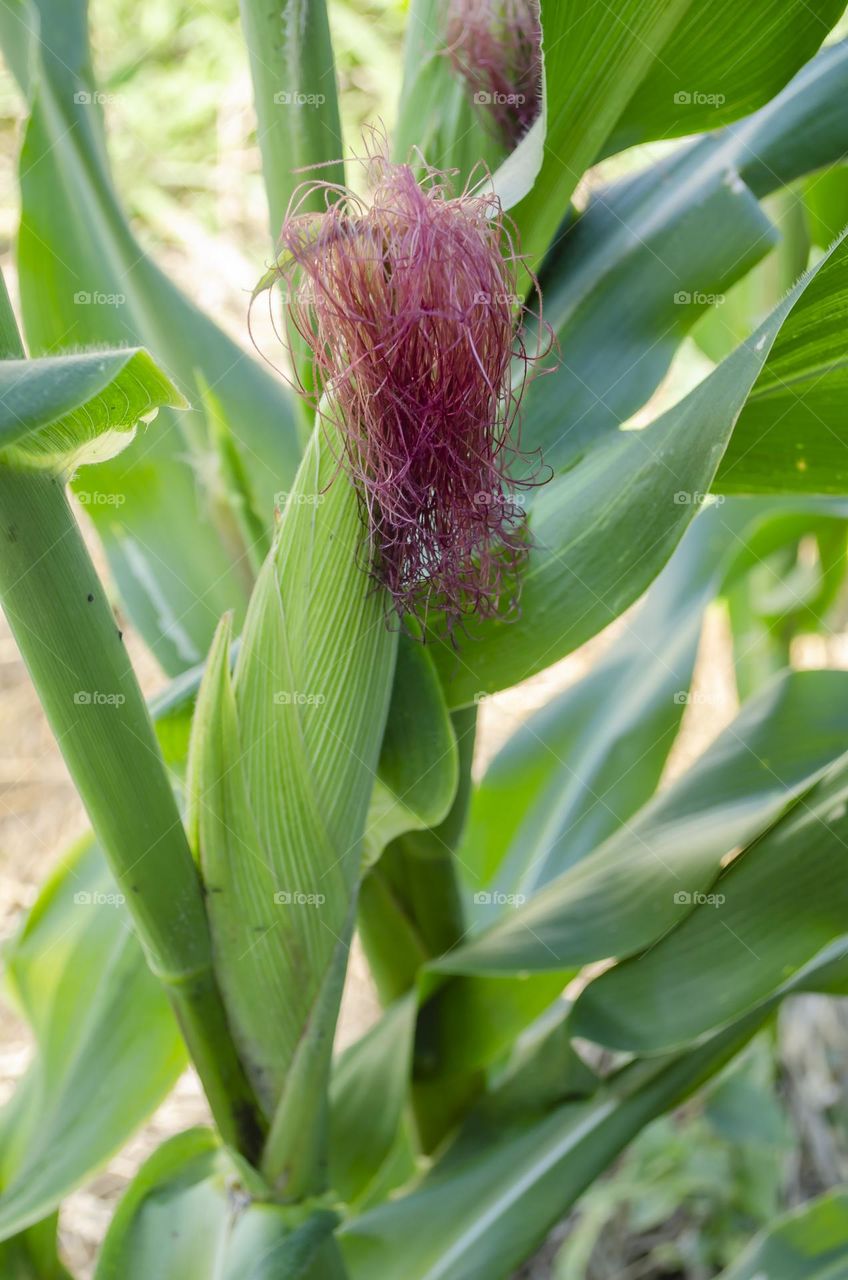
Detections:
[358, 707, 481, 1151]
[360, 706, 477, 997]
[239, 0, 344, 236]
[0, 463, 264, 1161]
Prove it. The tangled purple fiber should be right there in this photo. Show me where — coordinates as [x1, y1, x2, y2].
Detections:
[265, 144, 550, 633]
[445, 0, 543, 147]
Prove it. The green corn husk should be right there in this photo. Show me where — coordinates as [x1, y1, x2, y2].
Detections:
[0, 277, 264, 1159]
[188, 405, 398, 1196]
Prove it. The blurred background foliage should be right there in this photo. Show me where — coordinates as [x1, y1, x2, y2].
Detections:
[3, 2, 848, 1277]
[0, 0, 408, 348]
[519, 1013, 848, 1279]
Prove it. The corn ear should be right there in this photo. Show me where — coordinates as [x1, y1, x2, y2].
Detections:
[188, 409, 398, 1192]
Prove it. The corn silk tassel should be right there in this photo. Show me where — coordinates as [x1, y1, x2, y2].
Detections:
[444, 0, 543, 147]
[255, 142, 549, 637]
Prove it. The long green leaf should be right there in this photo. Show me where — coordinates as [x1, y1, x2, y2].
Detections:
[459, 499, 848, 907]
[718, 1188, 848, 1280]
[730, 38, 848, 198]
[526, 39, 848, 475]
[431, 230, 848, 705]
[522, 144, 776, 473]
[601, 0, 843, 157]
[572, 746, 848, 1052]
[0, 349, 185, 468]
[458, 504, 737, 905]
[692, 187, 812, 366]
[511, 1, 843, 268]
[438, 669, 848, 976]
[340, 945, 848, 1280]
[716, 229, 848, 493]
[508, 0, 692, 265]
[0, 838, 184, 1241]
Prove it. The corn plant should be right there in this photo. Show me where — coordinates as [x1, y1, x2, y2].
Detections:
[2, 1, 848, 1276]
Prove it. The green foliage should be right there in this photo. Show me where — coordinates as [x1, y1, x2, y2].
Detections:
[94, 1129, 344, 1279]
[2, 1, 848, 1277]
[0, 0, 301, 673]
[717, 223, 848, 492]
[0, 349, 186, 469]
[0, 320, 264, 1165]
[0, 838, 184, 1240]
[553, 1041, 791, 1279]
[510, 0, 844, 269]
[444, 664, 848, 975]
[573, 746, 848, 1052]
[239, 0, 345, 235]
[718, 1187, 848, 1279]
